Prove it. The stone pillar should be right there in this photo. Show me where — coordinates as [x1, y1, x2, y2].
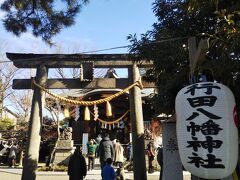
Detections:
[162, 122, 183, 180]
[21, 65, 48, 180]
[129, 63, 147, 180]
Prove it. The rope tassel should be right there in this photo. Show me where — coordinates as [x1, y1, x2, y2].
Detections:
[64, 108, 70, 118]
[101, 123, 105, 128]
[84, 106, 90, 121]
[106, 101, 112, 117]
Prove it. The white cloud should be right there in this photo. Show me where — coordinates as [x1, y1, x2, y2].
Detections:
[1, 30, 98, 55]
[2, 32, 49, 53]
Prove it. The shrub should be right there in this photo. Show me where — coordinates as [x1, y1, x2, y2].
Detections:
[0, 117, 14, 131]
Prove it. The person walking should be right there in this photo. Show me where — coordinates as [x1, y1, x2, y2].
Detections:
[127, 142, 132, 161]
[114, 139, 124, 166]
[101, 158, 116, 180]
[95, 134, 102, 145]
[8, 142, 18, 168]
[95, 134, 102, 158]
[87, 139, 97, 171]
[147, 141, 155, 173]
[98, 133, 115, 169]
[68, 146, 87, 180]
[115, 162, 126, 180]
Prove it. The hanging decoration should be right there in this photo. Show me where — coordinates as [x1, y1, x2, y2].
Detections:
[74, 106, 79, 121]
[32, 78, 137, 125]
[93, 104, 99, 121]
[32, 78, 143, 106]
[89, 110, 129, 128]
[56, 99, 61, 113]
[175, 82, 238, 179]
[106, 101, 112, 117]
[64, 107, 70, 118]
[84, 106, 90, 121]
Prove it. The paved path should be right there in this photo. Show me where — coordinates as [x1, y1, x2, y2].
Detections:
[0, 168, 102, 180]
[0, 167, 166, 180]
[0, 166, 190, 180]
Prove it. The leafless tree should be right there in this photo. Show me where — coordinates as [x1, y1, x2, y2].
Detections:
[53, 45, 81, 79]
[9, 90, 32, 122]
[0, 62, 18, 119]
[44, 95, 64, 166]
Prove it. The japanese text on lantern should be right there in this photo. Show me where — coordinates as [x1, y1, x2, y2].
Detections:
[184, 83, 225, 169]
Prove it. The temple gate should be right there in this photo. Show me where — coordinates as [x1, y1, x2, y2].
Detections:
[7, 53, 154, 180]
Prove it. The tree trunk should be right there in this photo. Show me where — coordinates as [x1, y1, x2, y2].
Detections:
[47, 116, 60, 166]
[0, 79, 4, 119]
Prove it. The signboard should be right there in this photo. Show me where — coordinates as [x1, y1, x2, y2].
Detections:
[176, 82, 238, 179]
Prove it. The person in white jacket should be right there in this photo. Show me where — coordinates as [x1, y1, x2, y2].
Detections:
[113, 139, 124, 166]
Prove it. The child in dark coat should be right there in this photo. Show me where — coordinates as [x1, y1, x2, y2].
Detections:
[101, 158, 116, 180]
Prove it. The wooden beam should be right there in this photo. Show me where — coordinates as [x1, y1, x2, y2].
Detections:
[12, 78, 155, 89]
[6, 53, 153, 68]
[188, 37, 197, 75]
[188, 38, 209, 75]
[12, 60, 153, 68]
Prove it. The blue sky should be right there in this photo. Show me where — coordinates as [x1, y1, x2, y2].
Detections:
[0, 0, 156, 54]
[0, 0, 156, 115]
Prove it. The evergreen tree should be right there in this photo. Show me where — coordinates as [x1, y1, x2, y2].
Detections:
[128, 0, 240, 115]
[0, 0, 89, 44]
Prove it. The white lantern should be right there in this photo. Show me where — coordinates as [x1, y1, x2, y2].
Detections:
[176, 82, 238, 179]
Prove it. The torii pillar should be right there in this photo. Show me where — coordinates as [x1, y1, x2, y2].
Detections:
[129, 62, 147, 180]
[21, 65, 48, 180]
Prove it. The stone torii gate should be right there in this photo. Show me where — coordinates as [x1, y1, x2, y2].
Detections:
[7, 53, 154, 180]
